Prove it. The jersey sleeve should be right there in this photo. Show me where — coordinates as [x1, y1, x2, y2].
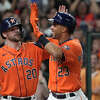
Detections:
[61, 42, 83, 66]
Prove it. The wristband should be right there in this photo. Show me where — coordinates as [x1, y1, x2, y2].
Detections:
[38, 35, 50, 47]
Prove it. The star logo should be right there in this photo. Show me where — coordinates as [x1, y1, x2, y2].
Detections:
[62, 45, 70, 50]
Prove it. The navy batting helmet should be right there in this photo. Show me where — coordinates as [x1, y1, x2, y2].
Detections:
[49, 12, 76, 34]
[0, 17, 23, 39]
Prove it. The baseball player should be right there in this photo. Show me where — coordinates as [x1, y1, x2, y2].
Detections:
[30, 1, 88, 100]
[0, 16, 48, 99]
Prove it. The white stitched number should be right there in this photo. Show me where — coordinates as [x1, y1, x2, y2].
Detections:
[58, 66, 69, 77]
[26, 68, 37, 79]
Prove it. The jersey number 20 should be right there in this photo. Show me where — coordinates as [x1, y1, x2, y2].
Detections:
[26, 68, 37, 79]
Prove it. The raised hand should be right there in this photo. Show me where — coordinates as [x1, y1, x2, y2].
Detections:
[58, 5, 68, 14]
[30, 3, 38, 24]
[30, 0, 43, 39]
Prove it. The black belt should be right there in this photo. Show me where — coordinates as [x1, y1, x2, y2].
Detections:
[3, 96, 31, 100]
[51, 92, 75, 99]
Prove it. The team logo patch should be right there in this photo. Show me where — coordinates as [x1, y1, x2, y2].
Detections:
[62, 45, 70, 50]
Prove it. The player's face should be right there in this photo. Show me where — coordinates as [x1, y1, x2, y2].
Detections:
[5, 26, 23, 42]
[51, 23, 65, 39]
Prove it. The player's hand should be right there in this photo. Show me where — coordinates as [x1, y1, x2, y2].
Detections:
[30, 0, 43, 39]
[58, 5, 68, 14]
[30, 2, 38, 24]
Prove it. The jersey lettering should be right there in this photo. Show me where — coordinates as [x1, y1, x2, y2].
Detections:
[6, 61, 12, 68]
[24, 58, 28, 65]
[1, 66, 8, 72]
[18, 58, 23, 65]
[29, 59, 33, 66]
[50, 56, 57, 61]
[0, 58, 34, 72]
[10, 58, 16, 66]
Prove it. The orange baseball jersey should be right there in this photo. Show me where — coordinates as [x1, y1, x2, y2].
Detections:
[0, 42, 44, 97]
[92, 70, 100, 100]
[48, 39, 83, 93]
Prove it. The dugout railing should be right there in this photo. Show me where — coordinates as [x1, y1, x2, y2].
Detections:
[86, 33, 100, 100]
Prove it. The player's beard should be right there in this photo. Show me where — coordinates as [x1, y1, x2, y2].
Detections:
[51, 29, 60, 39]
[8, 31, 24, 42]
[52, 32, 59, 39]
[51, 31, 56, 39]
[52, 33, 56, 39]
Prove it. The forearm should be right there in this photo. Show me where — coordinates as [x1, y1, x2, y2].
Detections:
[70, 0, 80, 12]
[30, 2, 63, 60]
[39, 35, 63, 61]
[11, 0, 16, 10]
[90, 0, 99, 14]
[45, 42, 63, 59]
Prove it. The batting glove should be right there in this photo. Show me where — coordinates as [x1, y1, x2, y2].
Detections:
[30, 1, 43, 39]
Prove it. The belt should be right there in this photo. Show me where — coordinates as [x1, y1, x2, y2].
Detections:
[51, 92, 76, 99]
[3, 96, 31, 100]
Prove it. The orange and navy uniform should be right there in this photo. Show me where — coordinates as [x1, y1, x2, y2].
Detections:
[0, 42, 44, 97]
[48, 39, 83, 93]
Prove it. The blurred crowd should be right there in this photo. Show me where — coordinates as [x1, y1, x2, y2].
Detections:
[0, 0, 100, 100]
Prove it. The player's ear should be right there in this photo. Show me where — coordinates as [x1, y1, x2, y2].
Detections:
[62, 26, 67, 33]
[2, 32, 7, 39]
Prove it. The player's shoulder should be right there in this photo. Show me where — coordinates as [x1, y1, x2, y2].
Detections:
[47, 37, 59, 44]
[65, 39, 82, 48]
[62, 39, 82, 53]
[0, 44, 7, 56]
[66, 38, 80, 44]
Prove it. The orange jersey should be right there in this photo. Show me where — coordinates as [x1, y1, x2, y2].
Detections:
[92, 70, 100, 100]
[48, 39, 83, 93]
[0, 42, 43, 97]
